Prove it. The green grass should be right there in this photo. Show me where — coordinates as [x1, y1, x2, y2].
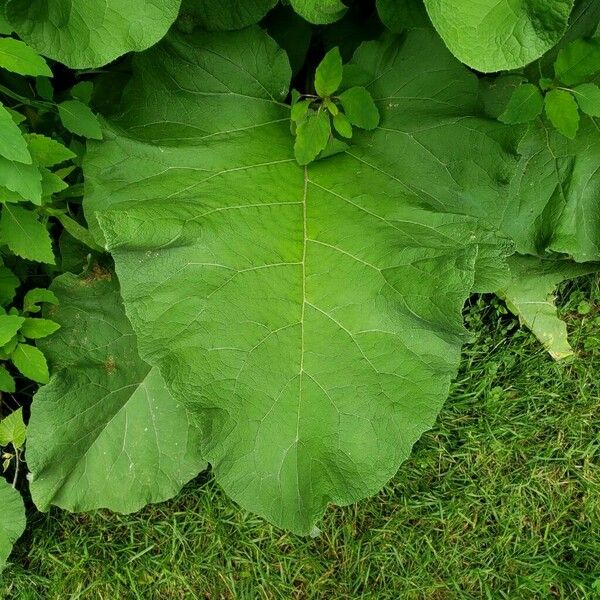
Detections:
[1, 279, 599, 599]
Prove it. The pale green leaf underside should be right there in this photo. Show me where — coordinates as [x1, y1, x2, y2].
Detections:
[0, 477, 25, 572]
[85, 28, 513, 533]
[499, 256, 600, 360]
[5, 0, 182, 68]
[28, 271, 206, 513]
[424, 0, 575, 72]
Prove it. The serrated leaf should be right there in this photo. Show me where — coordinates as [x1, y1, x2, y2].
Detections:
[84, 28, 513, 533]
[28, 271, 206, 512]
[24, 134, 76, 167]
[0, 155, 42, 203]
[180, 0, 276, 31]
[0, 205, 54, 264]
[0, 103, 30, 164]
[290, 0, 347, 24]
[294, 109, 331, 165]
[333, 111, 352, 138]
[58, 100, 102, 140]
[499, 256, 600, 360]
[498, 84, 544, 124]
[0, 477, 25, 572]
[0, 315, 24, 346]
[0, 407, 26, 448]
[315, 47, 342, 97]
[0, 365, 14, 393]
[0, 36, 51, 76]
[6, 0, 181, 69]
[11, 343, 49, 383]
[423, 0, 574, 72]
[545, 89, 580, 139]
[23, 288, 58, 314]
[20, 318, 59, 339]
[291, 99, 311, 123]
[554, 38, 600, 86]
[376, 0, 430, 32]
[338, 86, 380, 129]
[572, 83, 600, 117]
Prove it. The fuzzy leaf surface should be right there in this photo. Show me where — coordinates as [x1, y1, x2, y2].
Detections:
[84, 29, 514, 533]
[6, 0, 181, 68]
[423, 0, 574, 72]
[28, 271, 206, 513]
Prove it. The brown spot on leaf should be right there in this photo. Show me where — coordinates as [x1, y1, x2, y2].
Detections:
[104, 356, 116, 375]
[81, 264, 113, 286]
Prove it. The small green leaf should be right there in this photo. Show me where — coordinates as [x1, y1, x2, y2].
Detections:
[20, 318, 60, 340]
[555, 38, 600, 86]
[0, 205, 54, 264]
[291, 99, 311, 123]
[58, 100, 102, 140]
[338, 86, 380, 130]
[0, 104, 31, 165]
[70, 81, 94, 104]
[0, 408, 26, 449]
[315, 47, 343, 97]
[324, 98, 338, 115]
[24, 134, 76, 167]
[53, 213, 103, 252]
[0, 365, 15, 393]
[0, 156, 42, 203]
[572, 83, 600, 117]
[11, 343, 49, 384]
[23, 288, 58, 314]
[0, 37, 51, 77]
[294, 110, 331, 165]
[544, 89, 580, 139]
[35, 77, 54, 101]
[0, 315, 24, 346]
[333, 111, 353, 138]
[498, 84, 544, 124]
[0, 266, 18, 307]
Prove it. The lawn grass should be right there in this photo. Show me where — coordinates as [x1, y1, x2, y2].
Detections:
[1, 279, 599, 599]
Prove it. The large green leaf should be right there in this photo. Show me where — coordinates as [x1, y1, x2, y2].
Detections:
[423, 0, 575, 72]
[28, 270, 206, 513]
[0, 477, 25, 572]
[503, 120, 600, 262]
[289, 0, 347, 24]
[180, 0, 277, 30]
[5, 0, 182, 68]
[499, 256, 600, 360]
[84, 28, 513, 533]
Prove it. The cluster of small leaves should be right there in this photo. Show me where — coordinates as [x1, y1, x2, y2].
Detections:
[499, 36, 600, 138]
[0, 288, 58, 388]
[290, 47, 380, 165]
[0, 406, 25, 474]
[0, 30, 102, 393]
